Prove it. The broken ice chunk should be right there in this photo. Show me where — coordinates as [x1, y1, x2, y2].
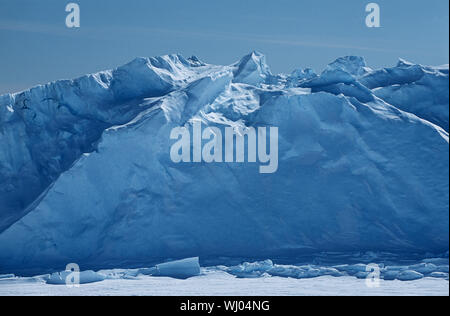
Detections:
[154, 257, 201, 279]
[46, 270, 105, 285]
[396, 270, 424, 281]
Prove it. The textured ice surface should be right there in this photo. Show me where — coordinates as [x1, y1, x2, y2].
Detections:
[364, 60, 449, 131]
[0, 272, 447, 296]
[0, 53, 448, 274]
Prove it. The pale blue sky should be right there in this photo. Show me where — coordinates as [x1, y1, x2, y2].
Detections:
[0, 0, 448, 94]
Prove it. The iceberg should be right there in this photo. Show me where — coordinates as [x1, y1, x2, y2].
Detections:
[0, 52, 448, 275]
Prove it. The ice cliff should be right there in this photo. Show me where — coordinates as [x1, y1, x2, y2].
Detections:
[0, 52, 448, 274]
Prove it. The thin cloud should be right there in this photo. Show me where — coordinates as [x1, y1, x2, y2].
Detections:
[0, 20, 405, 54]
[95, 25, 407, 54]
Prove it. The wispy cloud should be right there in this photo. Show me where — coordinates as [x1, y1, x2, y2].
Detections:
[95, 25, 407, 54]
[0, 20, 405, 54]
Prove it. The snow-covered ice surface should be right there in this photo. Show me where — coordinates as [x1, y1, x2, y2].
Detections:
[0, 52, 448, 286]
[0, 256, 448, 295]
[0, 269, 448, 296]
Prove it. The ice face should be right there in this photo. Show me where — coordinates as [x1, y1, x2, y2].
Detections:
[0, 53, 448, 274]
[0, 54, 206, 233]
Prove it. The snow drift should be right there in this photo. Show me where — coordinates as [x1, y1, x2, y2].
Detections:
[0, 52, 448, 274]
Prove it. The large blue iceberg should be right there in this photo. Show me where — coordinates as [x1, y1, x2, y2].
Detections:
[0, 52, 448, 274]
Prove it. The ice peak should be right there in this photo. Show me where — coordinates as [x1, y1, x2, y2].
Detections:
[326, 56, 371, 76]
[238, 51, 268, 67]
[396, 58, 416, 68]
[233, 51, 272, 85]
[187, 55, 206, 67]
